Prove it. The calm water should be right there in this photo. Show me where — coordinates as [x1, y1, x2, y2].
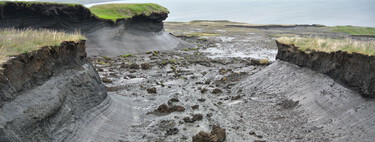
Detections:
[84, 0, 375, 27]
[5, 0, 375, 27]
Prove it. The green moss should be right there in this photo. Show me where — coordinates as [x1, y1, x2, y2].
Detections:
[0, 1, 81, 7]
[120, 54, 132, 58]
[101, 56, 111, 60]
[181, 48, 199, 51]
[331, 26, 375, 35]
[89, 3, 169, 21]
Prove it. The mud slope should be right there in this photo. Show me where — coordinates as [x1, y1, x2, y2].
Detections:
[235, 61, 375, 141]
[0, 2, 190, 56]
[0, 41, 107, 142]
[276, 41, 375, 97]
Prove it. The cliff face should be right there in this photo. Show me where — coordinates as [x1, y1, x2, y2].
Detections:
[0, 41, 108, 142]
[276, 41, 375, 98]
[0, 2, 191, 56]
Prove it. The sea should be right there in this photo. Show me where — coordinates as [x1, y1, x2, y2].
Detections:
[6, 0, 375, 27]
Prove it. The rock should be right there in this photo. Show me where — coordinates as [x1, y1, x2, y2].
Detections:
[231, 95, 241, 100]
[277, 99, 299, 109]
[192, 125, 226, 142]
[129, 63, 140, 69]
[198, 98, 206, 102]
[102, 77, 112, 83]
[165, 128, 179, 136]
[147, 87, 157, 94]
[171, 106, 185, 112]
[141, 63, 151, 70]
[211, 125, 226, 142]
[183, 114, 203, 123]
[212, 88, 223, 94]
[201, 88, 208, 94]
[192, 132, 219, 142]
[152, 104, 185, 115]
[191, 105, 199, 110]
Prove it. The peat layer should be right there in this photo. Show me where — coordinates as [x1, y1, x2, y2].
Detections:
[0, 2, 190, 56]
[0, 41, 108, 142]
[276, 41, 375, 97]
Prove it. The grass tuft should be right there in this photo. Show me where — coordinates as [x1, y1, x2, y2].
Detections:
[276, 36, 375, 56]
[0, 1, 81, 7]
[0, 28, 85, 65]
[331, 26, 375, 35]
[89, 3, 169, 21]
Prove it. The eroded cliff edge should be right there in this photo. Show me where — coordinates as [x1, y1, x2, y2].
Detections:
[0, 2, 190, 56]
[0, 41, 108, 142]
[276, 41, 375, 97]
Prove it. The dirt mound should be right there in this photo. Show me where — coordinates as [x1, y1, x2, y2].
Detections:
[276, 41, 375, 97]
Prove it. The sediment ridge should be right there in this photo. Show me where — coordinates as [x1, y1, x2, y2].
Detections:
[0, 41, 108, 142]
[276, 41, 375, 97]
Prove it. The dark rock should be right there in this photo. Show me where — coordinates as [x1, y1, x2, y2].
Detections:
[191, 105, 199, 110]
[212, 88, 223, 94]
[147, 87, 157, 94]
[198, 98, 206, 102]
[129, 63, 140, 69]
[231, 95, 241, 100]
[192, 131, 219, 142]
[165, 128, 179, 136]
[152, 104, 185, 115]
[141, 63, 151, 70]
[201, 88, 208, 94]
[277, 99, 299, 109]
[171, 106, 185, 112]
[101, 77, 112, 83]
[211, 125, 226, 142]
[183, 114, 203, 123]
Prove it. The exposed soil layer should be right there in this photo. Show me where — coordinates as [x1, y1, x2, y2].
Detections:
[0, 2, 190, 56]
[276, 41, 375, 97]
[0, 41, 108, 142]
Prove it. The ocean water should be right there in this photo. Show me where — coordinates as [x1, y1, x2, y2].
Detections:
[4, 0, 375, 27]
[84, 0, 375, 27]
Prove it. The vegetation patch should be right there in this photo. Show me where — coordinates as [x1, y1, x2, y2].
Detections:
[0, 1, 81, 7]
[89, 3, 169, 21]
[120, 54, 132, 58]
[177, 33, 220, 38]
[181, 48, 199, 51]
[331, 26, 375, 35]
[277, 36, 375, 56]
[0, 28, 84, 64]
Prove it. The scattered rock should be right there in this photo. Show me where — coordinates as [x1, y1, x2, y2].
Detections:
[192, 126, 226, 142]
[212, 88, 223, 94]
[183, 114, 203, 123]
[211, 125, 226, 142]
[231, 95, 241, 100]
[201, 88, 208, 94]
[198, 98, 206, 102]
[129, 63, 140, 69]
[172, 106, 186, 112]
[277, 99, 299, 109]
[191, 105, 199, 110]
[102, 78, 112, 83]
[168, 97, 180, 105]
[141, 63, 151, 69]
[192, 131, 219, 142]
[147, 87, 157, 94]
[165, 128, 179, 136]
[152, 104, 185, 115]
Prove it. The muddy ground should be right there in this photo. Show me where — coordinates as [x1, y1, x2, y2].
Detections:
[85, 21, 374, 142]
